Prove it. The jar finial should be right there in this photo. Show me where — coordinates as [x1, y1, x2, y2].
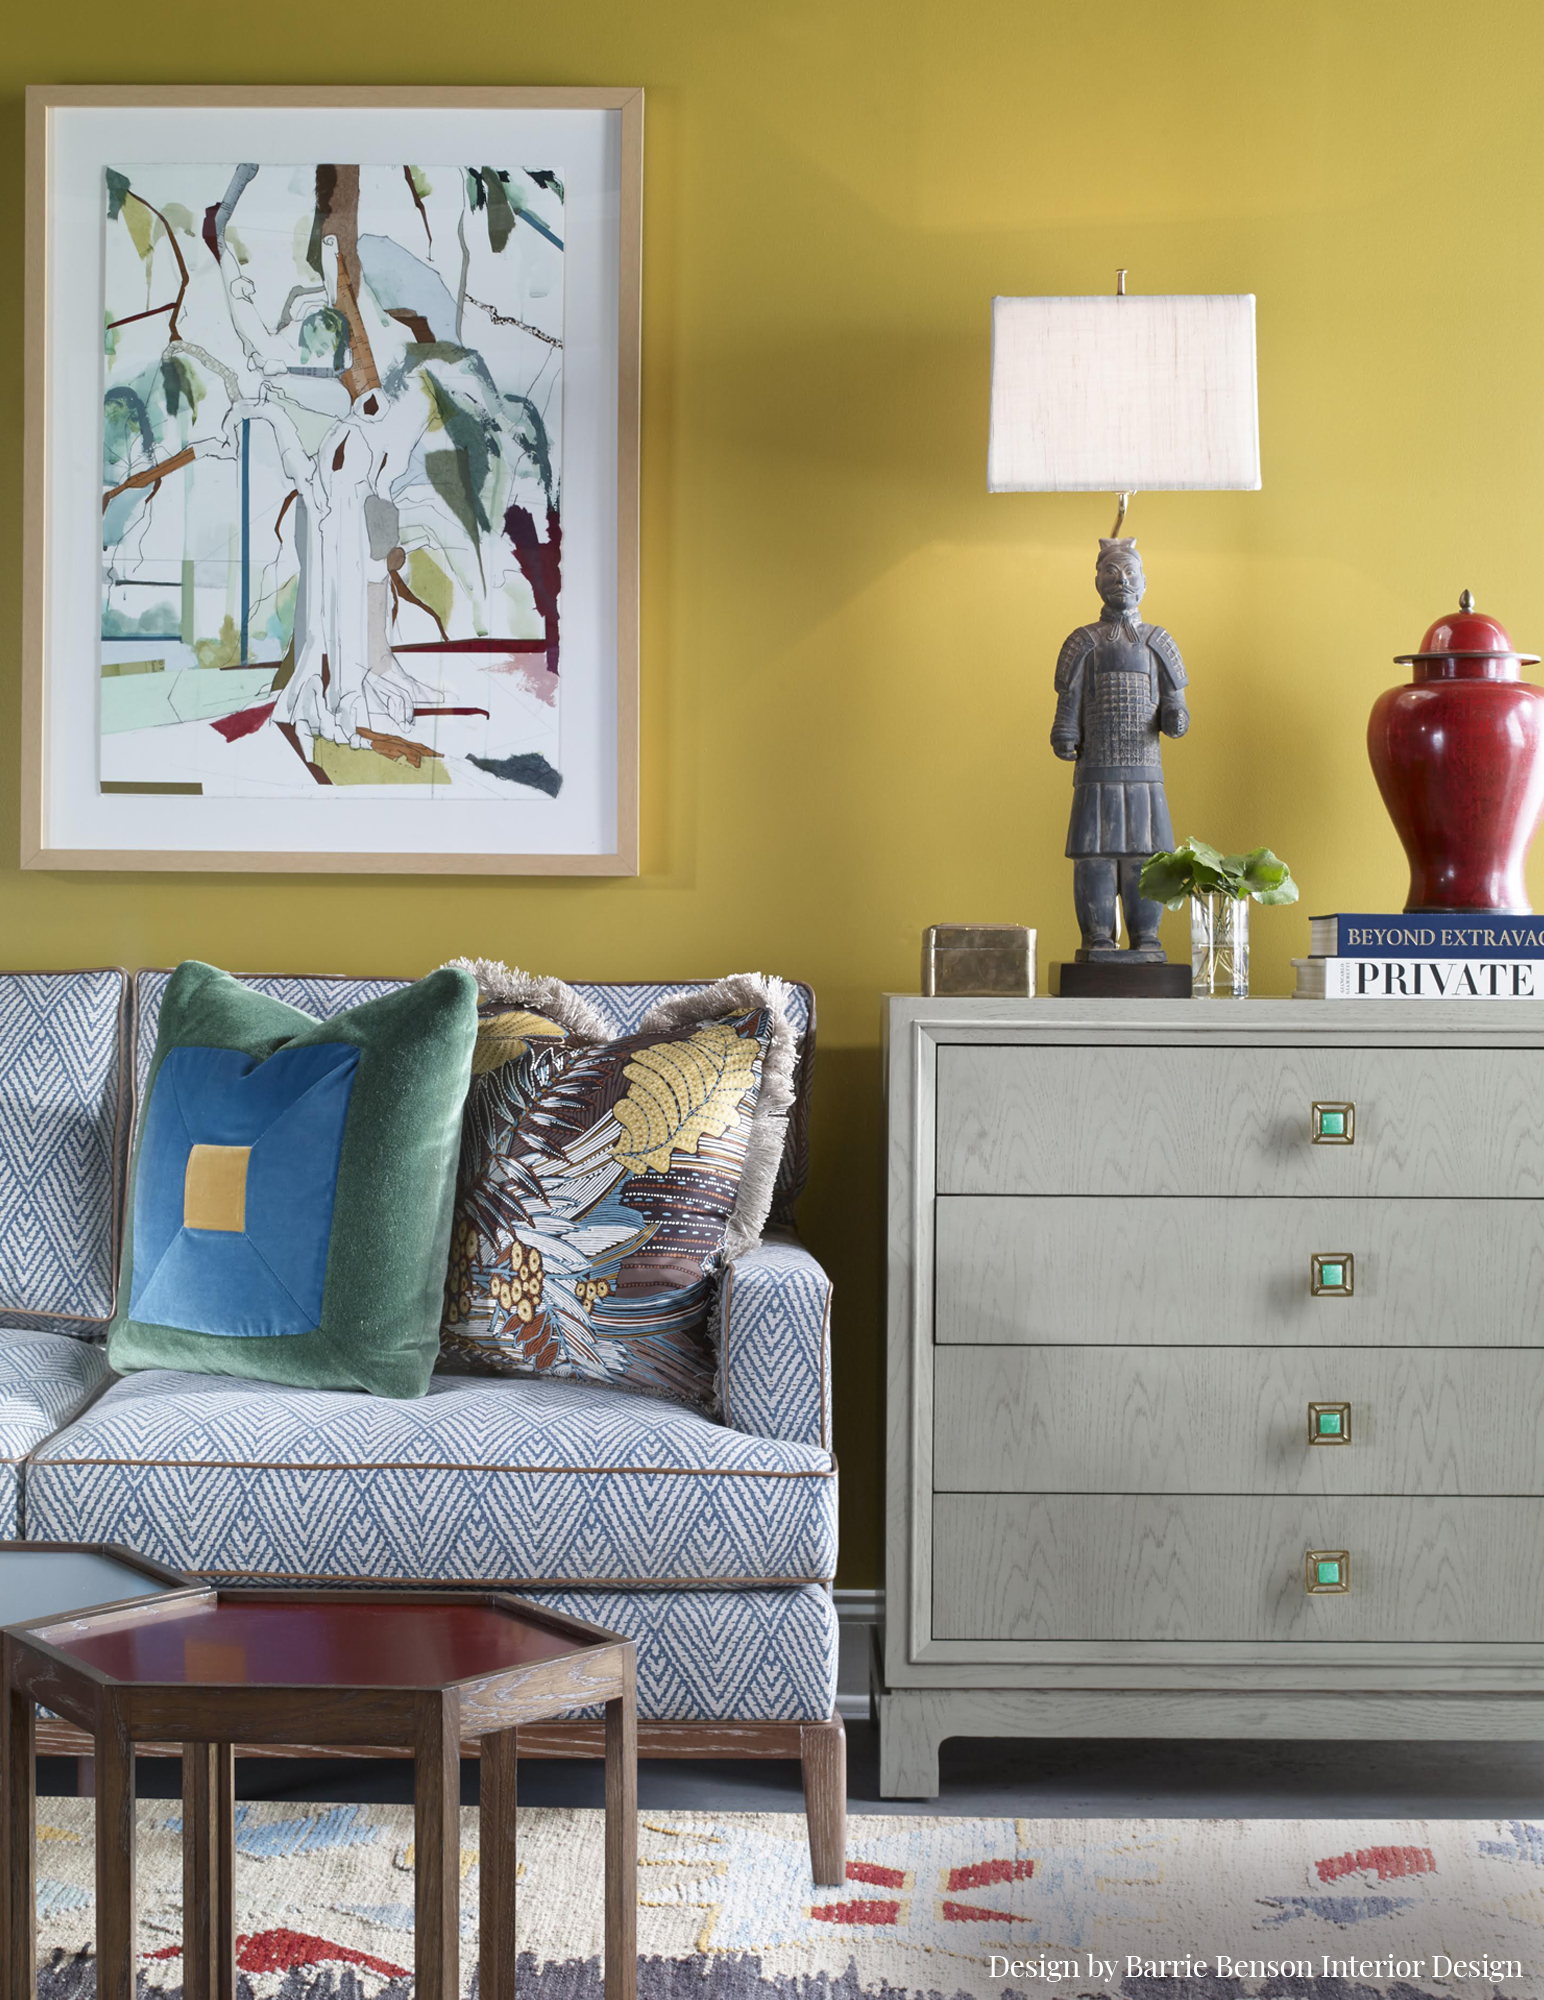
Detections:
[1460, 588, 1476, 613]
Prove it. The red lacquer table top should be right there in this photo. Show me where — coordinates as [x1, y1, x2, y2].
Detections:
[39, 1594, 597, 1689]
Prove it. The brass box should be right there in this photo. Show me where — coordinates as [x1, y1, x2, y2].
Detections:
[922, 925, 1036, 998]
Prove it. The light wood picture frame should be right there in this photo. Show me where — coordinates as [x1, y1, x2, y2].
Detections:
[23, 85, 641, 874]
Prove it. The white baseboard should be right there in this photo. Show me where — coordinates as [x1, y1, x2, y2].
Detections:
[834, 1588, 882, 1722]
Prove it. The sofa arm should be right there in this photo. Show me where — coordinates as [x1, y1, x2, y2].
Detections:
[719, 1232, 832, 1451]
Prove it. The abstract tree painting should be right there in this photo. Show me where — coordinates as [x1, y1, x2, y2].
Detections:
[100, 163, 565, 800]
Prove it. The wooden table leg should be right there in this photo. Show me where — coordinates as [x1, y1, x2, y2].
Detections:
[414, 1691, 460, 2000]
[604, 1666, 637, 2000]
[479, 1726, 518, 2000]
[182, 1742, 235, 2000]
[2, 1640, 36, 2000]
[95, 1694, 136, 2000]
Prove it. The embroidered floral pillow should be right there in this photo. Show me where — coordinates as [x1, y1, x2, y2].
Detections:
[438, 966, 795, 1412]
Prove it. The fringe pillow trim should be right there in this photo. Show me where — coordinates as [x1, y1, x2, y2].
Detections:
[439, 958, 613, 1043]
[639, 973, 798, 1261]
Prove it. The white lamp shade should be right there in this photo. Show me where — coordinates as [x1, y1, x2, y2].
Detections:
[987, 293, 1261, 493]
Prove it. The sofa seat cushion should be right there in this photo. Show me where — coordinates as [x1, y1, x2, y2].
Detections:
[26, 1370, 837, 1587]
[517, 1584, 836, 1721]
[0, 1329, 113, 1537]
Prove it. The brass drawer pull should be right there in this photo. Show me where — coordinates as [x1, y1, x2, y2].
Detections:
[1309, 1401, 1352, 1445]
[1312, 1101, 1355, 1144]
[1306, 1549, 1351, 1594]
[1311, 1253, 1355, 1296]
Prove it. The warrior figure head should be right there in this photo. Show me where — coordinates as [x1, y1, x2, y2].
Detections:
[1094, 538, 1146, 642]
[1095, 537, 1146, 612]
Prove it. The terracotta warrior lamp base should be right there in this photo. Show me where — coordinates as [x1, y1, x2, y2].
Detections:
[1051, 537, 1190, 974]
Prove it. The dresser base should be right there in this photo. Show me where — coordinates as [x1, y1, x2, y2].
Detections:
[878, 1687, 1544, 1798]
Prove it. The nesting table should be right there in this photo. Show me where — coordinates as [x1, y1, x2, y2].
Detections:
[0, 1543, 201, 1996]
[5, 1580, 637, 2000]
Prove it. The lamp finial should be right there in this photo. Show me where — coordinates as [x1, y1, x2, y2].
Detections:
[1460, 588, 1475, 613]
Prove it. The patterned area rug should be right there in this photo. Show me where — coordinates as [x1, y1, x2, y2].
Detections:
[29, 1800, 1544, 1997]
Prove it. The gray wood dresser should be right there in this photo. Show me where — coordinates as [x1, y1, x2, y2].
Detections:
[881, 993, 1544, 1797]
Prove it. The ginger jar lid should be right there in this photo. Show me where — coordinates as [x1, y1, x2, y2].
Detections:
[1395, 590, 1541, 667]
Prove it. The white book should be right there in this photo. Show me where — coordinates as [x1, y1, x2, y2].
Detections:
[1292, 957, 1544, 999]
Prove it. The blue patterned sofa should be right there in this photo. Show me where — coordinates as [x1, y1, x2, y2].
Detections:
[0, 970, 844, 1880]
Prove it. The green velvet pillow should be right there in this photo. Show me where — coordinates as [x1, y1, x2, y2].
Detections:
[107, 960, 478, 1399]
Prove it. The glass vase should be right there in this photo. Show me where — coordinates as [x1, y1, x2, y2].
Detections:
[1191, 893, 1250, 998]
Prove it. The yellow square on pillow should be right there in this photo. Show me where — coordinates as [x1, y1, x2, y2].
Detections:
[183, 1145, 251, 1233]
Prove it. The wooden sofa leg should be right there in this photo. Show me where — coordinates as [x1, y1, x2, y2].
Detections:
[800, 1713, 847, 1886]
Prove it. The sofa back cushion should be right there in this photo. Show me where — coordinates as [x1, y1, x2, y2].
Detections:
[135, 975, 817, 1223]
[0, 970, 130, 1330]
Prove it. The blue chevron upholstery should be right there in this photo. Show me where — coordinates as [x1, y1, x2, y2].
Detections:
[0, 1328, 114, 1536]
[27, 1368, 837, 1586]
[0, 971, 128, 1328]
[517, 1584, 837, 1720]
[570, 981, 811, 1044]
[722, 1234, 831, 1449]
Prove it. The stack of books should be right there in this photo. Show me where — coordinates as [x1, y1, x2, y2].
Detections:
[1293, 913, 1544, 1000]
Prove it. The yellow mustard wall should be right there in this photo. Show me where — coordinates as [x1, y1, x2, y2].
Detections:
[0, 1, 1534, 1585]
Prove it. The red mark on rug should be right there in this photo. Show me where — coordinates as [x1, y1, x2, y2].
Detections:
[847, 1859, 907, 1888]
[211, 699, 278, 742]
[942, 1898, 1036, 1924]
[233, 1929, 408, 1977]
[413, 706, 491, 718]
[1316, 1846, 1436, 1885]
[810, 1898, 901, 1925]
[948, 1858, 1034, 1890]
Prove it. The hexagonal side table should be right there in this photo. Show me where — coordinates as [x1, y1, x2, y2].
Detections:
[0, 1540, 204, 2000]
[5, 1587, 637, 2000]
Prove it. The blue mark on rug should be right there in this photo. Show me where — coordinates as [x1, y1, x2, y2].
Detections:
[1260, 1893, 1417, 1926]
[161, 1803, 383, 1857]
[336, 1903, 415, 1932]
[36, 1881, 91, 1919]
[338, 1900, 479, 1935]
[1480, 1820, 1544, 1865]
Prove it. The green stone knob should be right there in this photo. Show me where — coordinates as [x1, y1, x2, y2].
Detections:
[1319, 1262, 1343, 1290]
[1319, 1110, 1345, 1137]
[1318, 1411, 1342, 1437]
[1316, 1558, 1342, 1587]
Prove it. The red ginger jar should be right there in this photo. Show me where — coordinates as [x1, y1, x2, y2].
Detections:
[1367, 592, 1544, 913]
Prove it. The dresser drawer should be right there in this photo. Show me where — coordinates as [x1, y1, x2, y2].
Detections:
[932, 1495, 1544, 1642]
[936, 1044, 1544, 1197]
[936, 1195, 1544, 1346]
[935, 1347, 1544, 1494]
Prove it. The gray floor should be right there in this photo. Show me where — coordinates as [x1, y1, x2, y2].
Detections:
[39, 1723, 1544, 1818]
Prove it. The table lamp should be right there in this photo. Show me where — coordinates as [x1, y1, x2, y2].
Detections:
[988, 275, 1260, 996]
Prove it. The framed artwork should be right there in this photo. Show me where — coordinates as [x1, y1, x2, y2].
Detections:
[22, 86, 641, 874]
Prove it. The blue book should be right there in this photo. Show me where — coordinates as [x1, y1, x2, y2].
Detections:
[1311, 912, 1544, 958]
